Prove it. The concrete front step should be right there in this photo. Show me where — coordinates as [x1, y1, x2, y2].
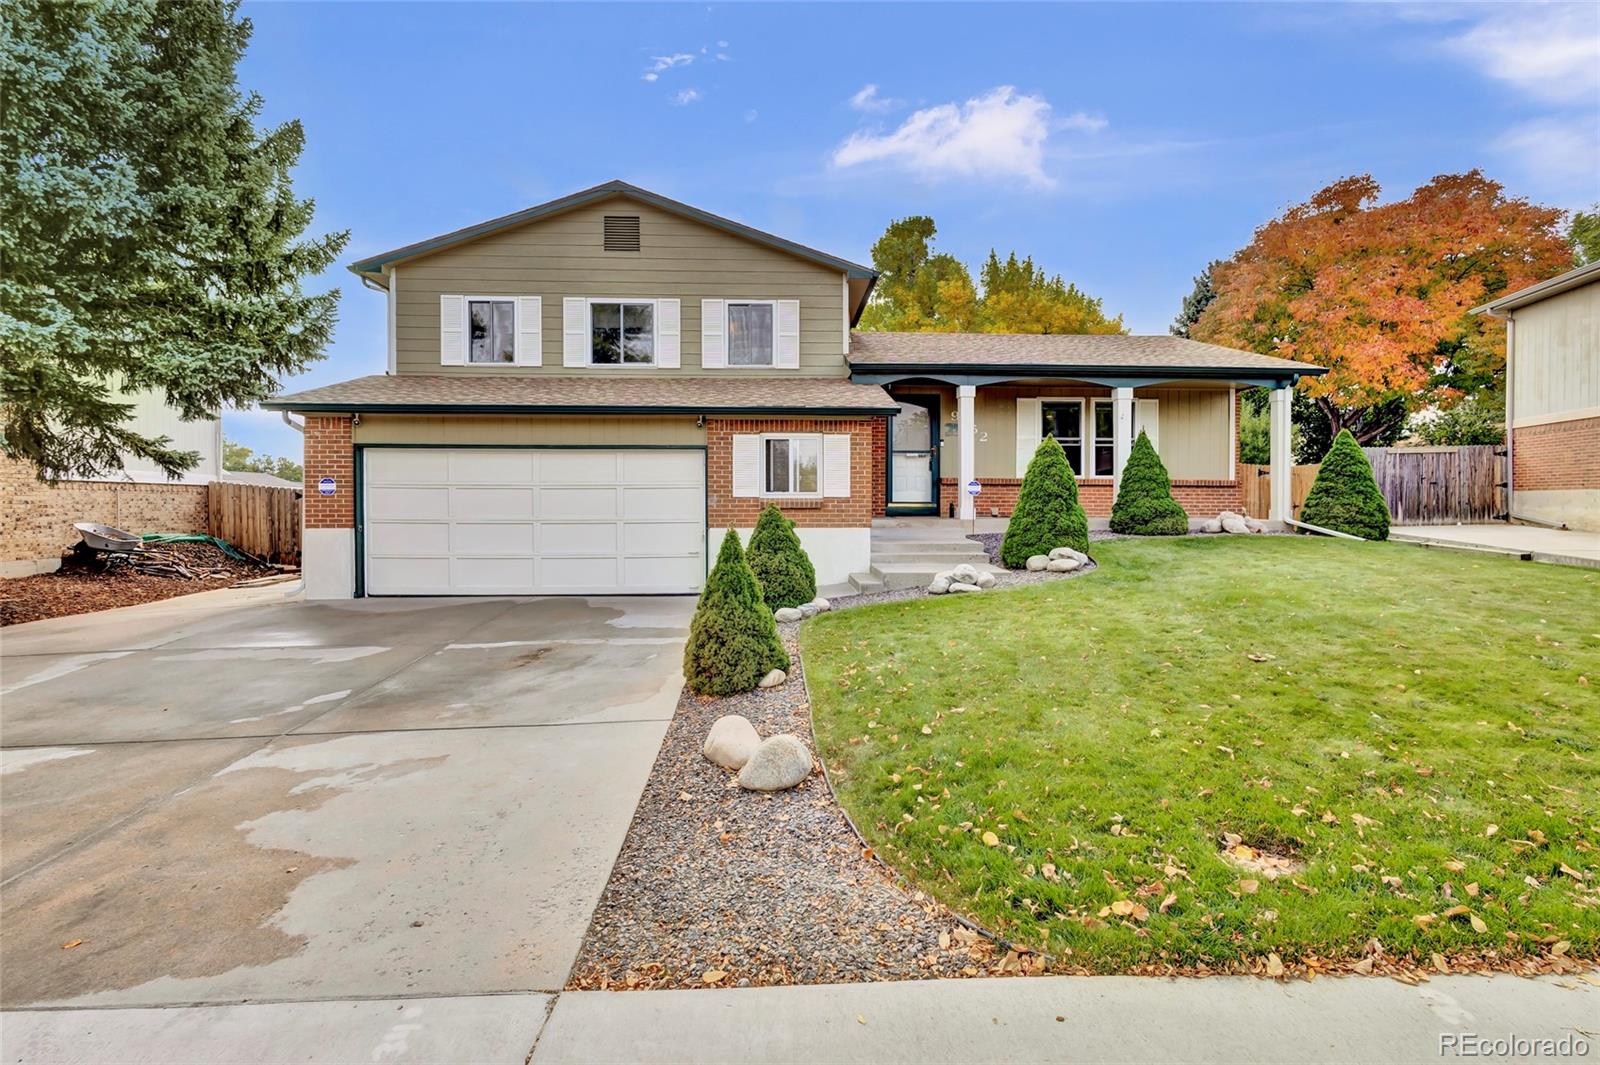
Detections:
[868, 560, 1008, 591]
[847, 571, 887, 594]
[869, 547, 991, 565]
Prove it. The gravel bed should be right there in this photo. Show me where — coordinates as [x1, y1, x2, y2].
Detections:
[967, 530, 1127, 567]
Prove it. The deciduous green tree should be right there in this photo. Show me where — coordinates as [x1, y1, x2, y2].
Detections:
[1569, 203, 1600, 266]
[223, 439, 304, 483]
[1, 0, 348, 482]
[976, 252, 1124, 334]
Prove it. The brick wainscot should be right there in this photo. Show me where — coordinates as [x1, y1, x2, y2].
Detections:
[300, 415, 355, 598]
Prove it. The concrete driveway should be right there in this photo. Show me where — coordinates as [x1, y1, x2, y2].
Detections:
[0, 585, 691, 1010]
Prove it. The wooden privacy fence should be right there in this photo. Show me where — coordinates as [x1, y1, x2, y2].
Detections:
[207, 482, 301, 564]
[1242, 445, 1503, 525]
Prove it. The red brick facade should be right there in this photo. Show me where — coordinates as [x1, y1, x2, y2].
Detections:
[938, 475, 1244, 518]
[1513, 416, 1600, 492]
[302, 415, 354, 529]
[705, 417, 879, 528]
[870, 417, 888, 517]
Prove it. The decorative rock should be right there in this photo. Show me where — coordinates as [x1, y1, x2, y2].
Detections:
[1244, 518, 1267, 534]
[975, 572, 997, 589]
[927, 577, 951, 595]
[798, 603, 819, 619]
[758, 668, 787, 688]
[773, 607, 804, 623]
[1025, 554, 1050, 572]
[1220, 513, 1251, 535]
[1201, 518, 1223, 534]
[1046, 558, 1081, 573]
[1048, 546, 1089, 564]
[809, 597, 831, 613]
[702, 714, 761, 770]
[949, 563, 980, 585]
[737, 734, 813, 791]
[948, 581, 982, 593]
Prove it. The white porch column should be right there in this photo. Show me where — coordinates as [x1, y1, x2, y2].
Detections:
[1269, 385, 1293, 522]
[957, 384, 977, 520]
[1111, 387, 1135, 497]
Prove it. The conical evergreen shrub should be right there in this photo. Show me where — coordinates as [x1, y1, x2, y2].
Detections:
[746, 505, 817, 610]
[1299, 429, 1389, 540]
[1109, 430, 1189, 535]
[1000, 436, 1089, 567]
[684, 529, 791, 696]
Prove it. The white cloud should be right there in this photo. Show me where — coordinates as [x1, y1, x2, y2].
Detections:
[1442, 3, 1600, 105]
[672, 88, 703, 106]
[832, 86, 1060, 187]
[1059, 111, 1109, 134]
[642, 53, 694, 82]
[1493, 115, 1600, 184]
[848, 83, 902, 113]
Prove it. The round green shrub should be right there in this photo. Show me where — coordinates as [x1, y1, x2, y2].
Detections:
[1109, 430, 1189, 536]
[683, 529, 791, 696]
[1000, 436, 1090, 567]
[746, 505, 816, 610]
[1299, 429, 1390, 541]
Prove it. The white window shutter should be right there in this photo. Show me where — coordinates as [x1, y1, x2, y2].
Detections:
[656, 299, 681, 368]
[1135, 399, 1160, 453]
[732, 434, 760, 497]
[775, 299, 801, 368]
[563, 298, 587, 367]
[701, 299, 726, 368]
[440, 295, 466, 365]
[1015, 398, 1042, 475]
[823, 434, 851, 497]
[514, 297, 542, 366]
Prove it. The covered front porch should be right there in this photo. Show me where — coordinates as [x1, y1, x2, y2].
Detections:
[847, 331, 1321, 525]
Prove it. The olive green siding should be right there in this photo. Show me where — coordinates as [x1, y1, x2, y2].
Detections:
[392, 197, 847, 377]
[889, 382, 1235, 481]
[352, 414, 706, 447]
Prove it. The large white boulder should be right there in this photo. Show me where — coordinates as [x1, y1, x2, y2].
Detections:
[737, 734, 813, 791]
[1200, 518, 1223, 534]
[1220, 513, 1251, 535]
[1026, 555, 1049, 572]
[773, 607, 804, 623]
[1046, 558, 1080, 573]
[948, 581, 982, 593]
[809, 597, 831, 613]
[703, 715, 761, 770]
[975, 571, 997, 589]
[797, 603, 819, 619]
[1048, 547, 1089, 564]
[758, 668, 787, 688]
[949, 563, 980, 585]
[927, 577, 951, 595]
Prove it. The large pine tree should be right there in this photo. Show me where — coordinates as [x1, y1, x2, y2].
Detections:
[1, 0, 348, 481]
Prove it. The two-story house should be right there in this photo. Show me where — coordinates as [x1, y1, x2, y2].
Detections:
[264, 181, 1322, 599]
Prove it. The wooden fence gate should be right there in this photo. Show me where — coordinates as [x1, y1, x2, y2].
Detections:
[207, 482, 301, 564]
[1242, 445, 1503, 525]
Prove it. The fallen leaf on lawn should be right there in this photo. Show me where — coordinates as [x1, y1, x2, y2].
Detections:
[1041, 863, 1060, 882]
[1432, 953, 1449, 973]
[1551, 940, 1571, 957]
[1110, 899, 1136, 916]
[1352, 957, 1374, 974]
[1247, 652, 1276, 663]
[1159, 892, 1178, 914]
[1237, 879, 1260, 895]
[1265, 953, 1284, 977]
[981, 831, 1000, 847]
[1413, 913, 1438, 929]
[61, 940, 82, 950]
[1443, 860, 1466, 873]
[1465, 882, 1480, 897]
[921, 725, 933, 735]
[1558, 863, 1585, 881]
[1528, 828, 1547, 845]
[1469, 914, 1488, 934]
[1441, 905, 1470, 918]
[701, 970, 726, 984]
[1484, 824, 1498, 837]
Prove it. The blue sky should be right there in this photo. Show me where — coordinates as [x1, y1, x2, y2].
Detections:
[228, 1, 1600, 459]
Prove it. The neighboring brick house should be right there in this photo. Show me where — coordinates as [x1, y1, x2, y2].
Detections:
[264, 180, 1321, 599]
[1475, 261, 1600, 532]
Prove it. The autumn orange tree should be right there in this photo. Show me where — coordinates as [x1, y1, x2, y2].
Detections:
[1192, 171, 1569, 445]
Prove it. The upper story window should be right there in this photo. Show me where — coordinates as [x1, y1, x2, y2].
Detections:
[1042, 400, 1085, 476]
[468, 299, 516, 364]
[590, 300, 655, 364]
[727, 301, 775, 366]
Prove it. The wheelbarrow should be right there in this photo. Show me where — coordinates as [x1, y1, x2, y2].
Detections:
[73, 522, 143, 553]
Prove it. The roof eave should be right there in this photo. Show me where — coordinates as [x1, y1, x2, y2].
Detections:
[259, 399, 900, 417]
[1472, 260, 1600, 316]
[845, 360, 1327, 379]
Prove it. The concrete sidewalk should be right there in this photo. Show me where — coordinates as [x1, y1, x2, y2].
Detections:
[531, 974, 1594, 1065]
[1391, 523, 1600, 568]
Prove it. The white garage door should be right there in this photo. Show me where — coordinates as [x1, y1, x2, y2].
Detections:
[362, 448, 705, 596]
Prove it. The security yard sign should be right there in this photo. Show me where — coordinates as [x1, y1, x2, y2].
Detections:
[318, 476, 336, 497]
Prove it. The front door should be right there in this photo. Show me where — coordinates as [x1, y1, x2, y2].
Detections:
[887, 396, 940, 514]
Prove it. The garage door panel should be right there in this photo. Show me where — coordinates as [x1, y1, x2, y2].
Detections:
[363, 448, 703, 596]
[452, 557, 534, 590]
[449, 450, 536, 484]
[368, 521, 450, 557]
[366, 450, 449, 485]
[623, 487, 702, 522]
[451, 523, 535, 556]
[452, 486, 535, 521]
[539, 451, 620, 484]
[368, 486, 450, 521]
[623, 521, 702, 556]
[541, 523, 619, 556]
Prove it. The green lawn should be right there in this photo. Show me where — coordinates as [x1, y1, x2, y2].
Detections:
[804, 537, 1599, 972]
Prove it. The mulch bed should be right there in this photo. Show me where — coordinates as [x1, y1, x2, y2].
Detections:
[0, 542, 277, 627]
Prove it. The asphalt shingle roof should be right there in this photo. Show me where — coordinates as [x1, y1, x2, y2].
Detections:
[847, 331, 1325, 375]
[261, 374, 899, 415]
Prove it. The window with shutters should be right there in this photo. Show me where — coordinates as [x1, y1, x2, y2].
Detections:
[1041, 400, 1086, 476]
[603, 215, 641, 252]
[726, 301, 775, 366]
[588, 300, 655, 364]
[468, 299, 516, 364]
[762, 435, 821, 496]
[1090, 399, 1115, 477]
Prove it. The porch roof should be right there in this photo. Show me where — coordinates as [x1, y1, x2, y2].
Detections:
[847, 331, 1325, 387]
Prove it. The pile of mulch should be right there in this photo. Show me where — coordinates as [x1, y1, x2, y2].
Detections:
[0, 542, 278, 627]
[568, 622, 1025, 991]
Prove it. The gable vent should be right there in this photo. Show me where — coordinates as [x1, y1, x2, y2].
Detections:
[603, 215, 641, 252]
